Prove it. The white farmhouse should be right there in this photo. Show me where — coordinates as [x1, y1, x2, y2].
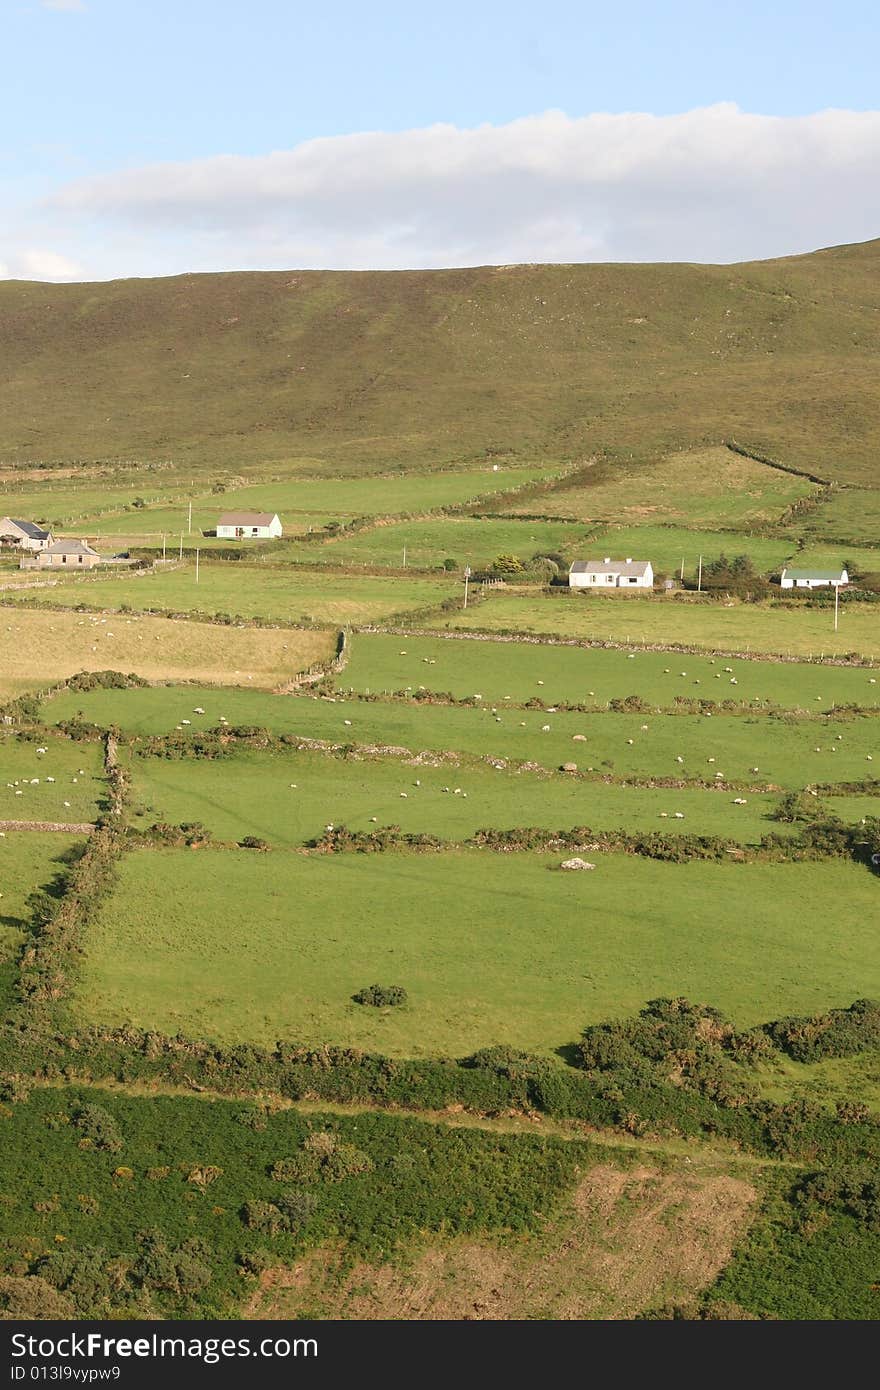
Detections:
[569, 557, 654, 589]
[216, 511, 283, 540]
[0, 518, 54, 551]
[780, 566, 848, 590]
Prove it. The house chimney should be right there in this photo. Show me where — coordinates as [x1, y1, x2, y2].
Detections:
[603, 557, 611, 564]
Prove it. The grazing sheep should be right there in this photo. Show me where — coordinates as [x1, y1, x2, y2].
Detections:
[674, 812, 685, 819]
[344, 720, 352, 726]
[675, 755, 684, 763]
[542, 724, 551, 732]
[626, 738, 634, 745]
[181, 719, 191, 726]
[733, 798, 748, 805]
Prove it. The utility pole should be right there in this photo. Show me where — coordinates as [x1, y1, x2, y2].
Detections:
[680, 556, 685, 582]
[179, 534, 183, 561]
[195, 548, 200, 585]
[697, 555, 703, 592]
[463, 565, 471, 609]
[402, 546, 407, 568]
[162, 534, 166, 563]
[188, 501, 192, 536]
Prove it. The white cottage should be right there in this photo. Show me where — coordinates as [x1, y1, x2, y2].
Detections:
[216, 511, 283, 540]
[780, 567, 848, 590]
[0, 518, 53, 551]
[569, 558, 654, 589]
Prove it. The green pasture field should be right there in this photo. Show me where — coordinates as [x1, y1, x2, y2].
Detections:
[268, 516, 596, 570]
[263, 517, 795, 576]
[798, 487, 880, 547]
[0, 480, 193, 529]
[502, 446, 818, 527]
[342, 632, 880, 709]
[126, 746, 807, 848]
[46, 688, 880, 789]
[440, 591, 880, 659]
[0, 607, 335, 700]
[793, 542, 880, 575]
[76, 849, 880, 1056]
[59, 466, 555, 539]
[3, 566, 458, 625]
[0, 831, 83, 1010]
[0, 735, 105, 823]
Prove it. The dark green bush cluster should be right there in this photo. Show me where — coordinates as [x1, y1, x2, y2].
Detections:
[765, 999, 880, 1062]
[578, 997, 768, 1109]
[72, 1103, 123, 1153]
[271, 1131, 375, 1184]
[353, 984, 408, 1007]
[794, 1166, 880, 1232]
[35, 1231, 214, 1314]
[135, 821, 213, 847]
[65, 669, 148, 693]
[310, 825, 442, 853]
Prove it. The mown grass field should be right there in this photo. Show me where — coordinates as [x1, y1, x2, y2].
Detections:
[0, 608, 334, 699]
[342, 632, 880, 708]
[3, 566, 458, 625]
[76, 849, 880, 1056]
[441, 591, 880, 659]
[126, 747, 812, 848]
[0, 831, 83, 1010]
[502, 446, 818, 527]
[0, 735, 105, 823]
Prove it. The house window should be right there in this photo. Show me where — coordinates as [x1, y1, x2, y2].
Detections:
[252, 527, 258, 534]
[62, 555, 67, 564]
[78, 555, 83, 564]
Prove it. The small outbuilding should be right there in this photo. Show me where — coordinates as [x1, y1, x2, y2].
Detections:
[780, 566, 849, 590]
[23, 539, 102, 570]
[216, 511, 283, 540]
[569, 557, 654, 589]
[0, 518, 54, 551]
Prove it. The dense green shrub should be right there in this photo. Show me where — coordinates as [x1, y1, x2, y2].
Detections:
[353, 984, 408, 1007]
[72, 1103, 123, 1153]
[765, 999, 880, 1062]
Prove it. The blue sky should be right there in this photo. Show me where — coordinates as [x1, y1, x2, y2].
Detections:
[3, 0, 880, 279]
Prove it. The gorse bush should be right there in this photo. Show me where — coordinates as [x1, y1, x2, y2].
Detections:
[353, 984, 408, 1007]
[764, 999, 880, 1063]
[72, 1103, 123, 1153]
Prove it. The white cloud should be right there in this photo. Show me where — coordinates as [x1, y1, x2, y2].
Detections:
[10, 105, 880, 279]
[7, 248, 84, 280]
[41, 1, 88, 12]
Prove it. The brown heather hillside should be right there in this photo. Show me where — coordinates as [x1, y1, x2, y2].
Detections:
[1, 238, 879, 482]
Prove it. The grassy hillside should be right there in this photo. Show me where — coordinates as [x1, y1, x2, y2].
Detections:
[2, 239, 880, 482]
